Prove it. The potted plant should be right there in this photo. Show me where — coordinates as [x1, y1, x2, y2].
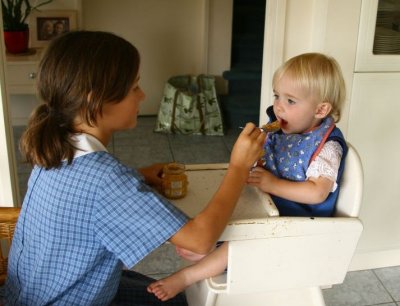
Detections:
[2, 0, 53, 53]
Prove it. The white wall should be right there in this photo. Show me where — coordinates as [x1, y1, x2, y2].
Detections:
[206, 0, 233, 94]
[278, 0, 361, 135]
[82, 0, 209, 115]
[82, 0, 233, 114]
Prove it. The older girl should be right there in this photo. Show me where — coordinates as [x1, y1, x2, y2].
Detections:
[5, 31, 265, 306]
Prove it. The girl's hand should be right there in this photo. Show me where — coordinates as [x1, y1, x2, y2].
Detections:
[230, 123, 266, 171]
[247, 166, 277, 193]
[138, 163, 165, 191]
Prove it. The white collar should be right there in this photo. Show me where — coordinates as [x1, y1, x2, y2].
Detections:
[70, 133, 107, 158]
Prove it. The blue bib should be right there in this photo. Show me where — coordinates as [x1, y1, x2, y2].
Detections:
[261, 117, 348, 217]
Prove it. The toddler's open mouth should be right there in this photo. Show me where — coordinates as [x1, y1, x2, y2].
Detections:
[279, 118, 287, 128]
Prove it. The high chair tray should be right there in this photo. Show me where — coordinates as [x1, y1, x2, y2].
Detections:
[171, 163, 279, 225]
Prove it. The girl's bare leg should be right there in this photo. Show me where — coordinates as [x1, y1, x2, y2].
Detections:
[147, 242, 228, 301]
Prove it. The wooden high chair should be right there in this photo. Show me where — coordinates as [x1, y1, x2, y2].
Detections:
[173, 143, 363, 306]
[0, 207, 21, 285]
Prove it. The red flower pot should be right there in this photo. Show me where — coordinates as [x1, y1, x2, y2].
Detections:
[4, 30, 29, 54]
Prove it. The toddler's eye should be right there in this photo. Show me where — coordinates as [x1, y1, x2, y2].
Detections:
[288, 99, 296, 105]
[273, 94, 279, 100]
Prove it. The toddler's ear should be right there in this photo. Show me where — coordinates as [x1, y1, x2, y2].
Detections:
[315, 102, 332, 118]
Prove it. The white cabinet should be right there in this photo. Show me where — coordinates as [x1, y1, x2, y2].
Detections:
[348, 73, 400, 257]
[5, 49, 42, 125]
[6, 49, 41, 94]
[348, 0, 400, 269]
[355, 0, 400, 72]
[7, 63, 38, 94]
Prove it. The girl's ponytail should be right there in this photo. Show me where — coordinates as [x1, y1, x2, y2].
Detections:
[20, 103, 74, 169]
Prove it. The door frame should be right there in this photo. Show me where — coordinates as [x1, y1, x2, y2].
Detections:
[259, 0, 287, 125]
[0, 13, 20, 207]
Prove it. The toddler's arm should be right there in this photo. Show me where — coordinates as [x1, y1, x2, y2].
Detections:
[248, 168, 334, 204]
[248, 141, 343, 205]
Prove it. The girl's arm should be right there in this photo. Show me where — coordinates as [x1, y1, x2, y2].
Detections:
[169, 123, 266, 254]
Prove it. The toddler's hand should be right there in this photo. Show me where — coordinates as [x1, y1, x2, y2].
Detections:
[247, 166, 276, 193]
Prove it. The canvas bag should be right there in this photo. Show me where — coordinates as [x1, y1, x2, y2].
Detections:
[154, 75, 224, 135]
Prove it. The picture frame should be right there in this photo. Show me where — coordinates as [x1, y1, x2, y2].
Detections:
[29, 10, 78, 48]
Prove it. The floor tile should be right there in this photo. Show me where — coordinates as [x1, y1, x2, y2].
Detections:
[221, 127, 241, 153]
[168, 134, 230, 164]
[132, 243, 181, 276]
[114, 125, 167, 144]
[114, 142, 173, 168]
[323, 270, 394, 306]
[146, 273, 171, 280]
[138, 115, 161, 127]
[113, 123, 173, 168]
[374, 266, 400, 301]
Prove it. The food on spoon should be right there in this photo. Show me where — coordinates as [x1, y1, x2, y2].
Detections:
[261, 120, 280, 132]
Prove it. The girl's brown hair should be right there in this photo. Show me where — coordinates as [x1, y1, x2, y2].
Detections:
[272, 53, 346, 122]
[20, 31, 140, 169]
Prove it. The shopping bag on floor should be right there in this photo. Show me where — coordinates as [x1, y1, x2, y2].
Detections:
[154, 75, 224, 135]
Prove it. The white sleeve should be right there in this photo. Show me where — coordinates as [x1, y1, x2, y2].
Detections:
[306, 140, 343, 192]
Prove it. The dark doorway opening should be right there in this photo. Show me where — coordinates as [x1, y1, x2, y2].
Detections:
[220, 0, 266, 128]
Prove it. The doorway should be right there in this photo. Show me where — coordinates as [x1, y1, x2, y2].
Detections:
[220, 0, 266, 128]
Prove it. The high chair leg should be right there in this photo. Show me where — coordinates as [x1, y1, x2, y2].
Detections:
[186, 283, 326, 306]
[185, 280, 217, 306]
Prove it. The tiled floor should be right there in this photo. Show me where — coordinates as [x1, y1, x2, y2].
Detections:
[11, 116, 400, 306]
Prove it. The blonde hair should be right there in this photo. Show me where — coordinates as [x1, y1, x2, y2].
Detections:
[272, 53, 345, 122]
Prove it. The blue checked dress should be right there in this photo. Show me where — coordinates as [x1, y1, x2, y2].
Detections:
[5, 134, 188, 305]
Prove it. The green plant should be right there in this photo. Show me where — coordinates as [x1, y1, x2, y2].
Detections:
[2, 0, 54, 31]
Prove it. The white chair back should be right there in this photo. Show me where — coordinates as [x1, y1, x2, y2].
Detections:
[334, 143, 364, 217]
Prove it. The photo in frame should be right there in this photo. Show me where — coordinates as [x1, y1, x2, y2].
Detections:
[29, 10, 78, 48]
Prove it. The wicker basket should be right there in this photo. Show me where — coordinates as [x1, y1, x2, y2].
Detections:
[0, 207, 21, 285]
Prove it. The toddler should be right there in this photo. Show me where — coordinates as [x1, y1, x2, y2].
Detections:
[147, 52, 348, 301]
